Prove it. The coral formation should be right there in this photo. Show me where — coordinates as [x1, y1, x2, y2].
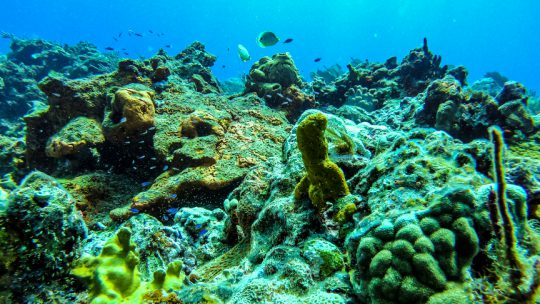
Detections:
[72, 227, 184, 304]
[102, 87, 156, 143]
[0, 37, 117, 120]
[347, 188, 482, 303]
[245, 52, 316, 120]
[45, 116, 105, 158]
[0, 37, 539, 304]
[0, 171, 87, 300]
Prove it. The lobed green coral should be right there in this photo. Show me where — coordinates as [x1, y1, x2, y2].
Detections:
[72, 227, 184, 304]
[349, 187, 482, 303]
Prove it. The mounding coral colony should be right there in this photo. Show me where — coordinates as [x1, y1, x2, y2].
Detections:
[0, 36, 539, 304]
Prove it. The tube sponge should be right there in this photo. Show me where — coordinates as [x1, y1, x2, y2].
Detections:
[294, 113, 350, 212]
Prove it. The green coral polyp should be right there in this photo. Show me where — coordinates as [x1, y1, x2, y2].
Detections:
[294, 113, 350, 212]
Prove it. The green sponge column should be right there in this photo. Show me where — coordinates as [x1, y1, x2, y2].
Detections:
[294, 113, 350, 212]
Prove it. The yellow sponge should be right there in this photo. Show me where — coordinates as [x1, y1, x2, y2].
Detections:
[294, 113, 350, 212]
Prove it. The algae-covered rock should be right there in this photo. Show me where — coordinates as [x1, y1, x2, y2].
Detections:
[247, 53, 302, 89]
[118, 93, 289, 217]
[60, 172, 140, 227]
[0, 134, 25, 177]
[45, 116, 105, 158]
[245, 53, 315, 121]
[24, 42, 221, 172]
[1, 171, 87, 299]
[103, 87, 156, 143]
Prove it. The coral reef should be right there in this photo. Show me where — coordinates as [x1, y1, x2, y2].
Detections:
[0, 37, 539, 304]
[0, 37, 118, 120]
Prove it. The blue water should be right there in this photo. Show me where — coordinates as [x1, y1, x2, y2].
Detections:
[1, 0, 539, 92]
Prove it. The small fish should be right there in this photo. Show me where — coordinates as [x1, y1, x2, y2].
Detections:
[124, 52, 129, 56]
[120, 117, 127, 123]
[222, 65, 226, 68]
[283, 38, 293, 43]
[163, 215, 169, 221]
[138, 140, 145, 144]
[51, 93, 61, 98]
[227, 47, 230, 52]
[130, 207, 140, 213]
[135, 33, 143, 37]
[165, 44, 171, 48]
[118, 32, 123, 37]
[257, 31, 279, 47]
[195, 224, 202, 229]
[314, 58, 322, 62]
[149, 166, 156, 170]
[170, 193, 177, 199]
[199, 229, 208, 236]
[276, 93, 284, 98]
[151, 157, 157, 161]
[141, 181, 151, 187]
[163, 165, 169, 171]
[167, 207, 178, 214]
[137, 155, 146, 159]
[237, 44, 250, 62]
[149, 30, 154, 34]
[105, 47, 115, 51]
[148, 126, 156, 131]
[113, 37, 118, 42]
[265, 94, 272, 98]
[125, 141, 131, 145]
